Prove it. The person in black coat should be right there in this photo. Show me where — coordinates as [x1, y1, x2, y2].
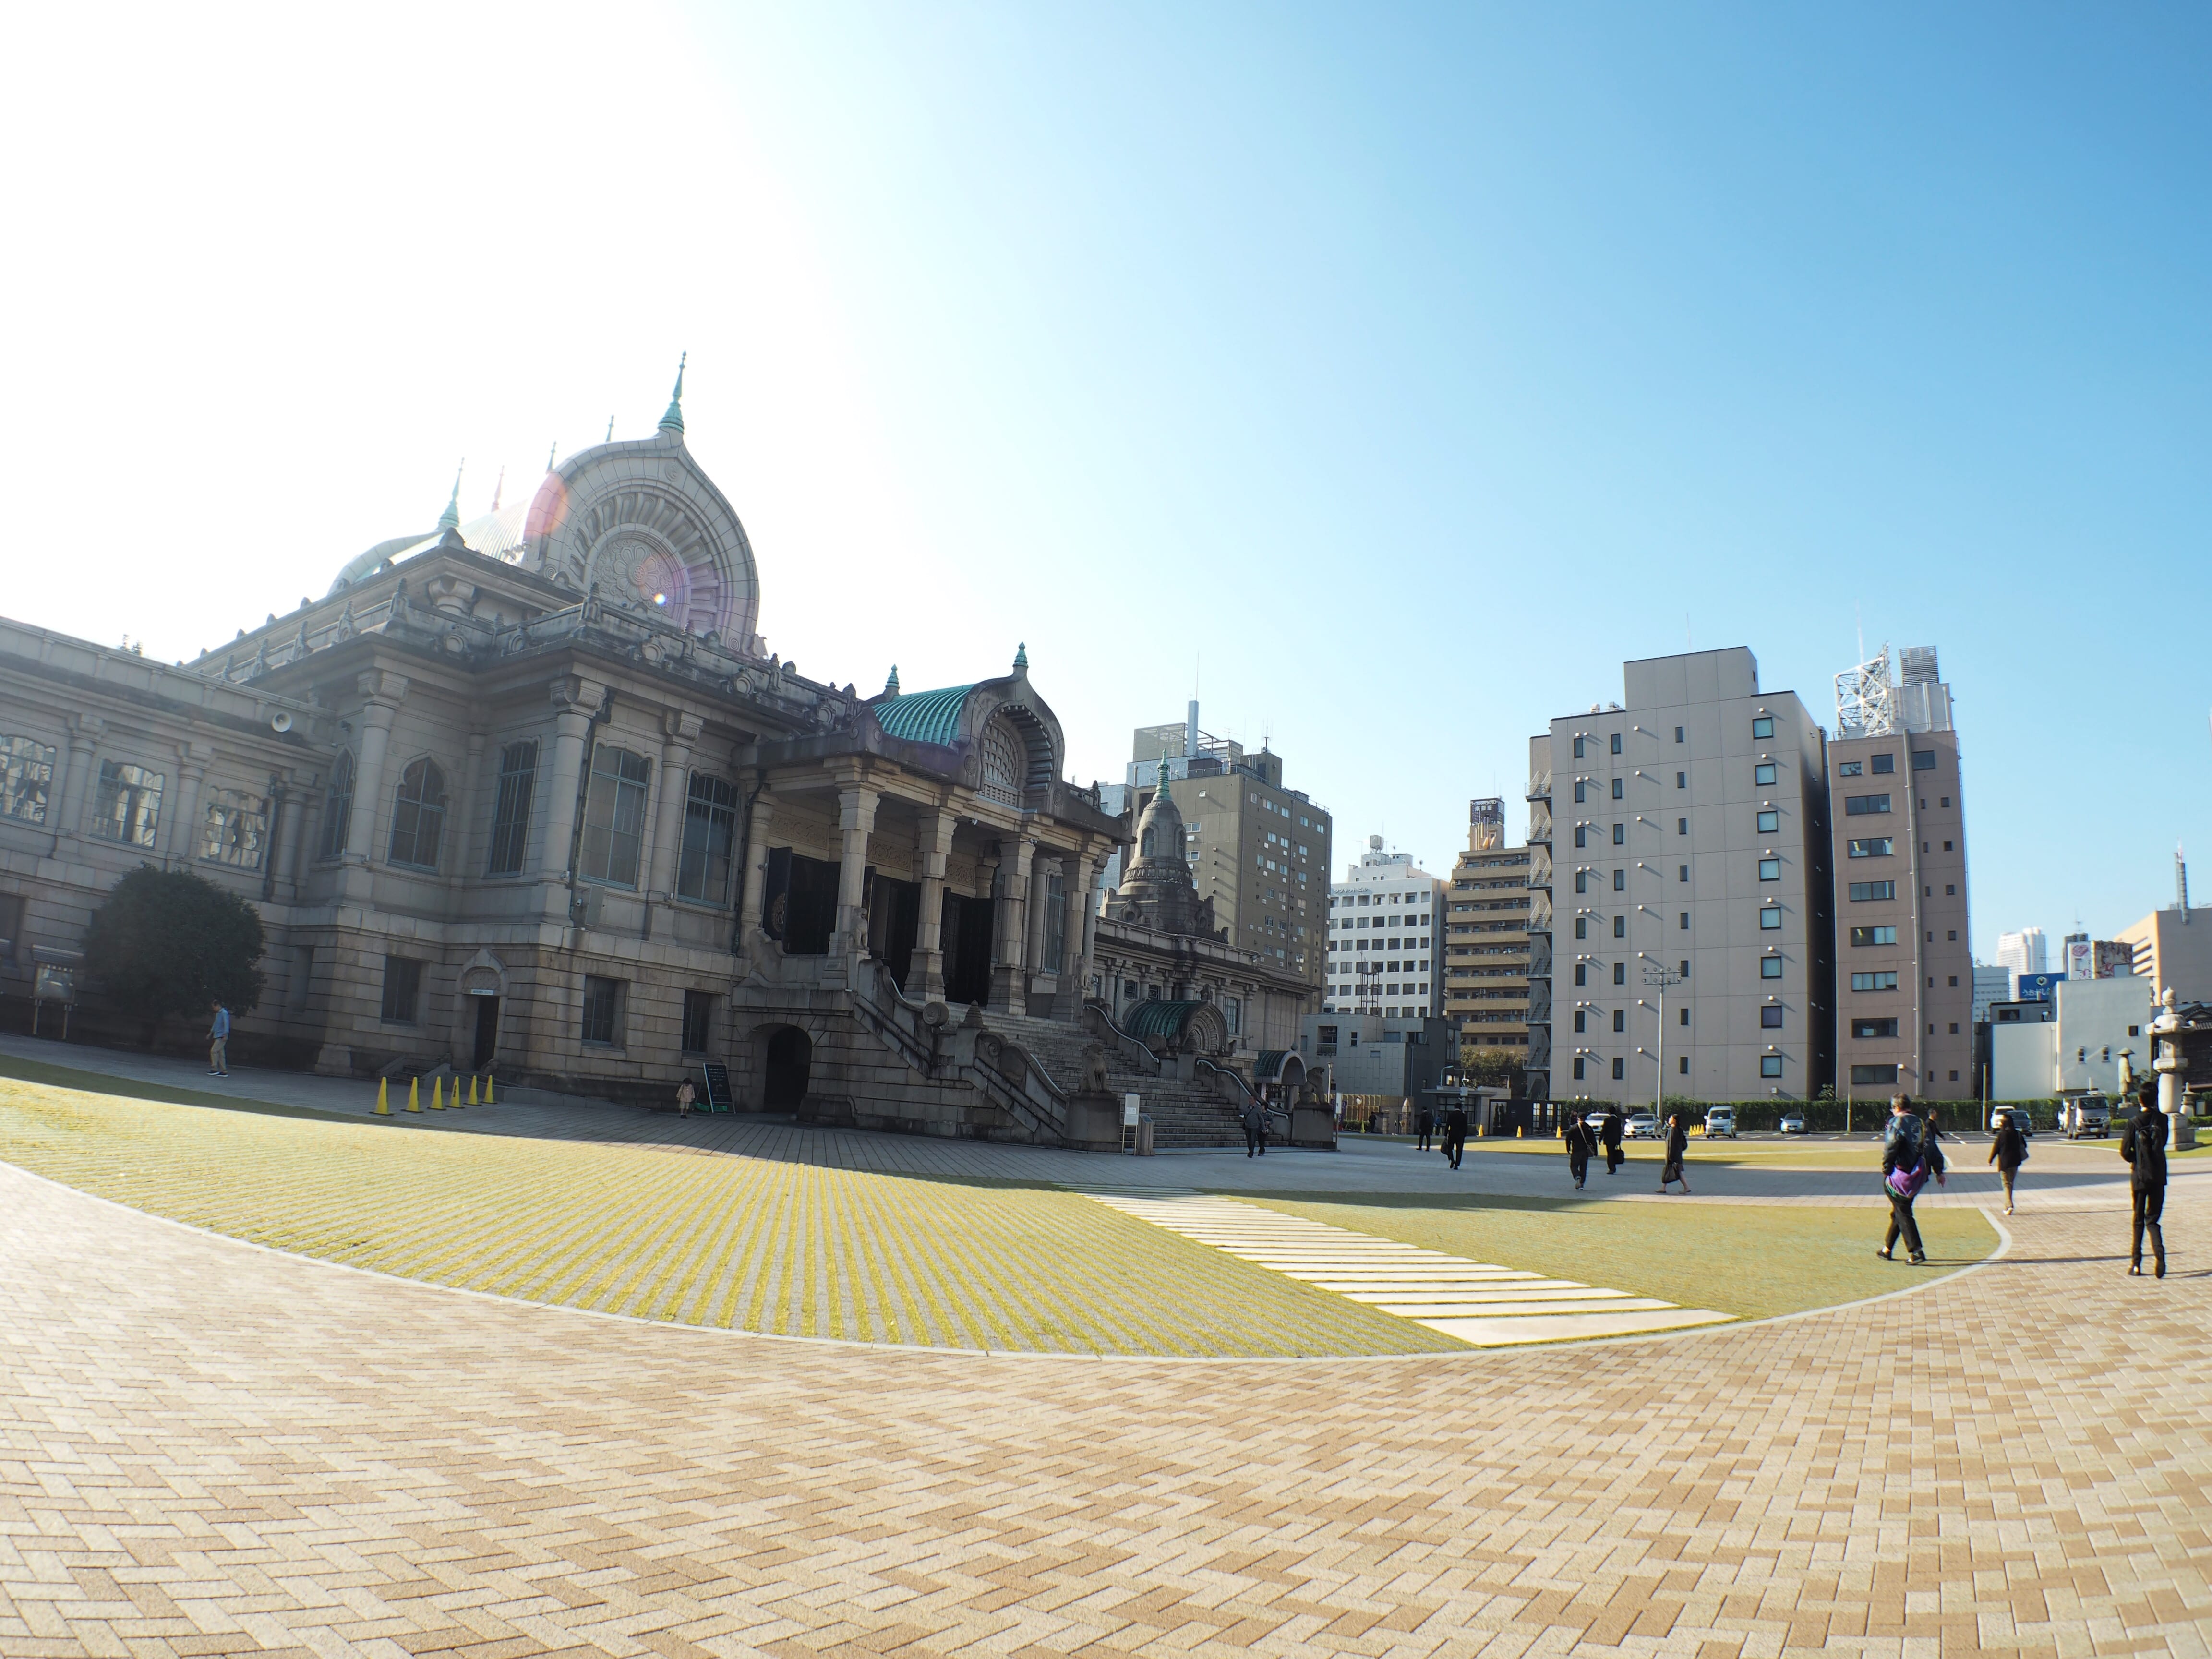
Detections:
[1240, 1097, 1268, 1158]
[1878, 1094, 1945, 1263]
[2122, 1080, 2168, 1278]
[1443, 1102, 1469, 1170]
[1658, 1112, 1692, 1194]
[1601, 1105, 1625, 1175]
[1987, 1109, 2026, 1216]
[1561, 1110, 1597, 1190]
[1416, 1104, 1435, 1152]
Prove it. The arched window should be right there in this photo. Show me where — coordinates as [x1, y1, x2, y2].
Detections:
[579, 744, 650, 887]
[979, 716, 1023, 806]
[387, 758, 447, 869]
[320, 750, 355, 859]
[1141, 827, 1156, 857]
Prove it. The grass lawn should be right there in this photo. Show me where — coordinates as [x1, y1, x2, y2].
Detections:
[1238, 1193, 1997, 1323]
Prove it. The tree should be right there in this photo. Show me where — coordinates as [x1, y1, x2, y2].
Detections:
[1459, 1047, 1520, 1088]
[83, 866, 265, 1045]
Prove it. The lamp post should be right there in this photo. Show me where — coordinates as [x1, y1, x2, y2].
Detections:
[1642, 960, 1683, 1119]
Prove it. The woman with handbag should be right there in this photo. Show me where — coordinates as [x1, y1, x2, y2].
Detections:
[1988, 1108, 2027, 1215]
[1658, 1111, 1691, 1194]
[1879, 1094, 1945, 1262]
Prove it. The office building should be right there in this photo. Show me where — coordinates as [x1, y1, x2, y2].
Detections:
[1996, 927, 2047, 994]
[1096, 703, 1330, 999]
[1991, 976, 2160, 1101]
[1526, 647, 1834, 1104]
[1971, 963, 2011, 1024]
[2116, 906, 2212, 1003]
[1442, 797, 1531, 1063]
[1322, 837, 1442, 1018]
[1826, 644, 1974, 1099]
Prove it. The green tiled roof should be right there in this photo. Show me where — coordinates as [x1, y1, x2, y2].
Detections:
[874, 684, 974, 747]
[1125, 1000, 1207, 1041]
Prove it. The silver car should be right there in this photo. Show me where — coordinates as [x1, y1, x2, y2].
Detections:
[1624, 1111, 1660, 1140]
[1778, 1111, 1809, 1135]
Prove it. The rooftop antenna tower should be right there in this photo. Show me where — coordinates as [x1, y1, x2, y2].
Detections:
[1835, 642, 1899, 738]
[2180, 843, 2190, 921]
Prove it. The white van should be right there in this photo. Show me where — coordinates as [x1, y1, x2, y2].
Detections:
[1703, 1107, 1737, 1139]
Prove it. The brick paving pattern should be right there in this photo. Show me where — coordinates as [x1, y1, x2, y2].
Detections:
[5, 1154, 2211, 1656]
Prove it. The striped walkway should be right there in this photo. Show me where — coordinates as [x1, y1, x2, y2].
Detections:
[1083, 1188, 1733, 1346]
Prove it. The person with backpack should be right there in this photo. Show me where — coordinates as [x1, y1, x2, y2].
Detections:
[1240, 1096, 1268, 1158]
[1879, 1093, 1945, 1262]
[2121, 1079, 2168, 1278]
[1561, 1108, 1597, 1191]
[1658, 1111, 1691, 1194]
[1601, 1105, 1626, 1176]
[1988, 1108, 2027, 1215]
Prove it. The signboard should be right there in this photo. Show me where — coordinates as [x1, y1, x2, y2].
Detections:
[1122, 1093, 1141, 1127]
[2016, 971, 2065, 1003]
[33, 963, 75, 1004]
[2065, 939, 2092, 982]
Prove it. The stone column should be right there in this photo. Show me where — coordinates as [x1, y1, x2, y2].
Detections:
[913, 808, 956, 999]
[644, 711, 703, 927]
[989, 836, 1036, 1011]
[831, 784, 879, 960]
[343, 672, 409, 865]
[1027, 854, 1061, 978]
[446, 731, 486, 895]
[275, 767, 315, 902]
[52, 715, 103, 853]
[165, 743, 212, 866]
[735, 793, 778, 959]
[538, 677, 602, 915]
[1052, 852, 1097, 1019]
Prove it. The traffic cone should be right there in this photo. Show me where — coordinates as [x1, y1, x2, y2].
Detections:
[467, 1073, 479, 1106]
[407, 1077, 421, 1113]
[375, 1077, 389, 1116]
[485, 1073, 495, 1105]
[429, 1075, 443, 1110]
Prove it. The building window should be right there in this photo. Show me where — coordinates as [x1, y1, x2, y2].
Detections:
[1945, 883, 1955, 895]
[1673, 726, 1684, 742]
[486, 740, 538, 875]
[91, 760, 163, 847]
[1947, 929, 1957, 941]
[1574, 871, 1587, 893]
[199, 788, 269, 869]
[1610, 733, 1623, 755]
[1754, 763, 1777, 786]
[1850, 971, 1899, 991]
[1611, 1056, 1625, 1080]
[1612, 962, 1625, 985]
[1611, 778, 1624, 800]
[1573, 964, 1587, 986]
[1752, 716, 1774, 739]
[677, 772, 740, 903]
[1612, 869, 1626, 891]
[1759, 906, 1782, 930]
[1573, 1010, 1586, 1032]
[1573, 781, 1587, 803]
[1574, 917, 1587, 938]
[1612, 823, 1625, 846]
[0, 733, 56, 823]
[1839, 760, 1862, 777]
[1756, 809, 1779, 833]
[1573, 736, 1586, 759]
[1851, 1063, 1899, 1086]
[1760, 1054, 1784, 1078]
[1679, 1006, 1689, 1026]
[320, 750, 355, 859]
[1574, 825, 1586, 848]
[581, 975, 626, 1046]
[1573, 1058, 1586, 1080]
[386, 758, 447, 869]
[1848, 880, 1896, 902]
[1870, 753, 1896, 774]
[1847, 837, 1893, 859]
[1677, 817, 1687, 835]
[580, 744, 651, 887]
[1913, 750, 1937, 770]
[1675, 770, 1685, 789]
[1758, 858, 1780, 881]
[1678, 864, 1688, 881]
[1845, 794, 1892, 817]
[1852, 1017, 1899, 1038]
[1679, 911, 1689, 929]
[1679, 1055, 1689, 1074]
[1611, 1009, 1625, 1032]
[681, 989, 715, 1054]
[380, 956, 422, 1024]
[1850, 926, 1899, 946]
[1942, 840, 1953, 852]
[1761, 956, 1784, 979]
[1761, 1004, 1784, 1028]
[1612, 915, 1625, 938]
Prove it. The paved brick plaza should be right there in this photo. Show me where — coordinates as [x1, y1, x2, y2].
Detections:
[3, 1119, 2210, 1657]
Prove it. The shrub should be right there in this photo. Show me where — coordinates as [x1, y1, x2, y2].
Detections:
[83, 865, 265, 1045]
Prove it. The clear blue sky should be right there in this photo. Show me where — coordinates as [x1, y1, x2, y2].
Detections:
[3, 2, 2206, 958]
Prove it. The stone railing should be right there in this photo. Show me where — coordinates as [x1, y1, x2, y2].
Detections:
[849, 959, 1069, 1142]
[1082, 998, 1164, 1076]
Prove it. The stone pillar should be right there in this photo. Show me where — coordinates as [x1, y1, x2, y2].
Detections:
[538, 677, 602, 914]
[275, 767, 314, 902]
[1052, 853, 1097, 1020]
[165, 744, 212, 866]
[343, 672, 409, 865]
[52, 715, 103, 852]
[989, 837, 1036, 1011]
[446, 731, 486, 896]
[644, 711, 703, 926]
[913, 808, 956, 999]
[1027, 854, 1061, 979]
[831, 784, 879, 960]
[736, 794, 778, 956]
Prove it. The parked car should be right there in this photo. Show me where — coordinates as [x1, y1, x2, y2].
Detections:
[1988, 1106, 2035, 1137]
[1703, 1107, 1737, 1139]
[1584, 1110, 1611, 1130]
[1778, 1111, 1809, 1136]
[1624, 1111, 1660, 1139]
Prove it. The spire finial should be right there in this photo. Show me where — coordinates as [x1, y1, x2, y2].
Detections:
[1013, 640, 1028, 670]
[659, 351, 687, 435]
[489, 465, 505, 512]
[546, 441, 558, 472]
[885, 664, 900, 695]
[606, 416, 615, 442]
[437, 461, 464, 531]
[1155, 753, 1172, 802]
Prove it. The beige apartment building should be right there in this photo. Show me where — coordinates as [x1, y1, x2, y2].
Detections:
[1826, 647, 1974, 1100]
[1443, 797, 1530, 1063]
[2117, 902, 2212, 1004]
[1527, 647, 1835, 1104]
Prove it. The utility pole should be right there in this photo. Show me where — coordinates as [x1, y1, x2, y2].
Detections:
[1643, 960, 1684, 1118]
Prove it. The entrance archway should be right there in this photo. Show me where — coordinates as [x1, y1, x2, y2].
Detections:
[762, 1026, 812, 1110]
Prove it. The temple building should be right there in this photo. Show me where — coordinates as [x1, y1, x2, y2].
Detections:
[0, 368, 1277, 1142]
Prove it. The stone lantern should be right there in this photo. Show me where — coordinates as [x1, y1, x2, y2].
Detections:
[2149, 988, 2196, 1150]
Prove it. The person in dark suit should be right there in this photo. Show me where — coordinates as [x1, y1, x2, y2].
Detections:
[2122, 1080, 2168, 1278]
[1416, 1103, 1435, 1152]
[1240, 1098, 1268, 1158]
[1601, 1106, 1626, 1175]
[1443, 1102, 1469, 1170]
[1658, 1112, 1691, 1195]
[1561, 1109, 1597, 1190]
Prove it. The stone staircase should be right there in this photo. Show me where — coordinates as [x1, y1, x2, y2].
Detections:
[981, 1010, 1249, 1150]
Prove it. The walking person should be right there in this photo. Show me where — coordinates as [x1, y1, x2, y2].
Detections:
[674, 1076, 697, 1119]
[1443, 1100, 1469, 1170]
[1657, 1111, 1691, 1194]
[1988, 1107, 2026, 1215]
[1240, 1096, 1268, 1158]
[1416, 1103, 1435, 1153]
[1601, 1105, 1625, 1176]
[1878, 1094, 1945, 1263]
[2122, 1079, 2168, 1277]
[206, 1001, 230, 1077]
[1562, 1108, 1597, 1191]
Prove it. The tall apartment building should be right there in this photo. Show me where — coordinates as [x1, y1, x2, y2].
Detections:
[1321, 838, 1442, 1018]
[1996, 928, 2047, 994]
[1096, 702, 1331, 995]
[1526, 647, 1835, 1104]
[1827, 645, 1973, 1099]
[1443, 797, 1531, 1061]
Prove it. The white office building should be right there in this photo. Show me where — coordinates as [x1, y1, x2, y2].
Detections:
[1322, 837, 1443, 1018]
[1996, 928, 2047, 994]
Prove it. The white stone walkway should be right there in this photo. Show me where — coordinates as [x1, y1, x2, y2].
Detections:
[1082, 1188, 1733, 1346]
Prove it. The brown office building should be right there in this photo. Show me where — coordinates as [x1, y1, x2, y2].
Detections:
[1443, 797, 1530, 1065]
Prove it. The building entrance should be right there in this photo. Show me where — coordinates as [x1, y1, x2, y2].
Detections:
[471, 995, 500, 1070]
[941, 891, 995, 1007]
[763, 1026, 811, 1109]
